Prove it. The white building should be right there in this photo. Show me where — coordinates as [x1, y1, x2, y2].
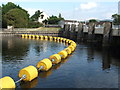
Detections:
[64, 20, 79, 26]
[38, 11, 49, 23]
[118, 1, 120, 14]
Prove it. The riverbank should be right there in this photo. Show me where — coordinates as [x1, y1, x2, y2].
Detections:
[1, 27, 62, 36]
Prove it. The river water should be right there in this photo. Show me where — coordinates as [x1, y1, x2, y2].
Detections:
[1, 36, 120, 88]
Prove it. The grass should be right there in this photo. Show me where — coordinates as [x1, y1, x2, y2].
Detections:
[13, 27, 61, 32]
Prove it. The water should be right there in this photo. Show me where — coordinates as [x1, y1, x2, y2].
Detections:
[1, 36, 120, 88]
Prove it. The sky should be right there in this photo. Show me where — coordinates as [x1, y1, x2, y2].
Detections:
[1, 0, 120, 21]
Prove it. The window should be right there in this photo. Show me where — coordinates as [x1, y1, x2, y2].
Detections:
[41, 15, 44, 19]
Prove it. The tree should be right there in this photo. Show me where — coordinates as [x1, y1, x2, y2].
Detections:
[30, 10, 43, 21]
[42, 19, 48, 25]
[4, 8, 29, 28]
[112, 14, 120, 25]
[59, 13, 62, 18]
[0, 6, 2, 28]
[89, 19, 98, 23]
[2, 2, 29, 28]
[47, 15, 64, 24]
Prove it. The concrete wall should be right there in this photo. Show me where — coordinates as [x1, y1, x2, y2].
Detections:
[63, 22, 120, 46]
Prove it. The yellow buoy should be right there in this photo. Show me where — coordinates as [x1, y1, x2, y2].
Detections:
[57, 37, 60, 41]
[49, 54, 61, 64]
[19, 66, 38, 82]
[35, 35, 39, 38]
[53, 37, 57, 41]
[28, 35, 32, 38]
[0, 76, 16, 89]
[21, 34, 25, 37]
[25, 34, 28, 37]
[62, 38, 67, 42]
[68, 45, 75, 52]
[44, 36, 48, 40]
[32, 35, 35, 38]
[36, 58, 52, 71]
[58, 50, 68, 59]
[64, 48, 72, 55]
[71, 43, 77, 48]
[60, 38, 63, 42]
[39, 35, 43, 40]
[49, 36, 53, 40]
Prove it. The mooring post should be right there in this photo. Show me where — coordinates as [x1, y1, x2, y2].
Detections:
[70, 24, 76, 40]
[77, 23, 83, 42]
[63, 24, 70, 38]
[87, 22, 95, 42]
[102, 22, 112, 47]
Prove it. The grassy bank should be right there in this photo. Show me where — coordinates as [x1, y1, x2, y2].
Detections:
[12, 27, 61, 32]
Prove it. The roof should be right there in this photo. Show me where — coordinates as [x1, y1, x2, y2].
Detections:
[64, 20, 79, 23]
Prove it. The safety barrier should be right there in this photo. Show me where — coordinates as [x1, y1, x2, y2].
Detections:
[0, 34, 77, 89]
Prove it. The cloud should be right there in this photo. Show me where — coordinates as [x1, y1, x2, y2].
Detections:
[80, 2, 97, 10]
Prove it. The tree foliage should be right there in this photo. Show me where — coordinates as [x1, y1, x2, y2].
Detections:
[0, 6, 2, 28]
[4, 8, 29, 28]
[89, 19, 98, 23]
[112, 14, 120, 25]
[47, 15, 64, 24]
[30, 10, 43, 21]
[28, 21, 43, 28]
[2, 2, 29, 28]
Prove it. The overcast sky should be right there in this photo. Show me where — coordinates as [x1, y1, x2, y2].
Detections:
[1, 0, 119, 21]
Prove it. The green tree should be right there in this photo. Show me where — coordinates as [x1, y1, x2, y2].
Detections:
[28, 21, 43, 28]
[2, 2, 29, 28]
[42, 19, 48, 25]
[4, 8, 29, 28]
[0, 6, 2, 28]
[59, 13, 62, 18]
[89, 19, 98, 23]
[112, 14, 120, 25]
[47, 15, 64, 24]
[30, 10, 43, 21]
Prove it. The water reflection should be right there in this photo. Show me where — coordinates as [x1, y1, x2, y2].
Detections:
[87, 47, 94, 63]
[20, 77, 38, 89]
[102, 48, 111, 70]
[2, 36, 30, 62]
[39, 58, 69, 78]
[85, 44, 120, 70]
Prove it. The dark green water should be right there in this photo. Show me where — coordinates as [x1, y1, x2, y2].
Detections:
[1, 36, 120, 88]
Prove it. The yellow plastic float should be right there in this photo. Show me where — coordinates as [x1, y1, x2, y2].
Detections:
[25, 34, 28, 37]
[44, 36, 48, 40]
[28, 35, 32, 38]
[62, 38, 67, 42]
[68, 45, 75, 52]
[36, 58, 52, 71]
[49, 54, 61, 64]
[58, 50, 68, 59]
[64, 48, 72, 55]
[39, 35, 43, 40]
[0, 76, 16, 89]
[53, 37, 57, 41]
[31, 35, 35, 39]
[35, 35, 39, 39]
[21, 34, 25, 38]
[19, 65, 38, 82]
[49, 36, 53, 40]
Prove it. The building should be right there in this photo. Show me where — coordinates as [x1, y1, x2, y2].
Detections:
[64, 20, 80, 26]
[118, 1, 120, 14]
[58, 20, 80, 28]
[38, 11, 49, 23]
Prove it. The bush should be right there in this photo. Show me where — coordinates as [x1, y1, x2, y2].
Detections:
[28, 21, 43, 28]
